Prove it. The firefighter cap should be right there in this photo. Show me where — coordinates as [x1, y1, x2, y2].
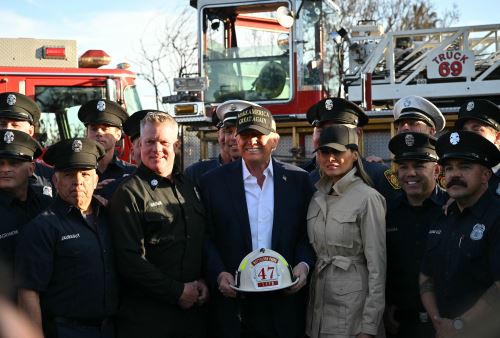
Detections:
[389, 132, 438, 163]
[0, 129, 42, 161]
[306, 97, 369, 127]
[0, 92, 41, 125]
[78, 99, 128, 128]
[436, 130, 500, 168]
[236, 105, 275, 135]
[44, 138, 105, 171]
[123, 110, 159, 141]
[394, 95, 445, 132]
[216, 100, 255, 128]
[455, 99, 500, 131]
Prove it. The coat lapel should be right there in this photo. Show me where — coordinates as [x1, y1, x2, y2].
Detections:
[227, 160, 252, 252]
[272, 159, 285, 249]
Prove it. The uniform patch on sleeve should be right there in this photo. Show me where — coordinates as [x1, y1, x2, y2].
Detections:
[384, 168, 401, 189]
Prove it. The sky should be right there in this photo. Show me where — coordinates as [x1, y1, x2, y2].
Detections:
[1, 0, 499, 108]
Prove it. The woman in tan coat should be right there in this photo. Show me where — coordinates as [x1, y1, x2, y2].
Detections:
[306, 125, 386, 338]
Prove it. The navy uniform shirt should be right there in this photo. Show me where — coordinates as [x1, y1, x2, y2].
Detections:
[0, 186, 51, 286]
[309, 157, 401, 204]
[15, 197, 118, 319]
[184, 156, 222, 188]
[95, 154, 136, 199]
[421, 190, 500, 318]
[31, 161, 55, 197]
[488, 170, 500, 197]
[386, 186, 448, 312]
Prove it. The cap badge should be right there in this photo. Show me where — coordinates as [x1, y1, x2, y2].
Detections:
[405, 134, 415, 146]
[150, 179, 158, 187]
[6, 94, 16, 106]
[470, 223, 485, 240]
[3, 131, 14, 144]
[42, 186, 53, 197]
[325, 99, 333, 111]
[230, 104, 237, 111]
[466, 101, 474, 111]
[403, 98, 412, 108]
[72, 140, 83, 153]
[96, 100, 106, 112]
[450, 132, 460, 145]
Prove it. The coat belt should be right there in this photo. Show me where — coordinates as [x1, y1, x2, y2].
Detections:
[316, 255, 365, 272]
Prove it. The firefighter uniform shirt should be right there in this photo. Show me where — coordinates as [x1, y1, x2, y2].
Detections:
[15, 197, 119, 320]
[421, 191, 500, 318]
[0, 186, 51, 293]
[107, 164, 206, 338]
[386, 187, 448, 311]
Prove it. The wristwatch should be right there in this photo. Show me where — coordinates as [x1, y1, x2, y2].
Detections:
[452, 317, 465, 330]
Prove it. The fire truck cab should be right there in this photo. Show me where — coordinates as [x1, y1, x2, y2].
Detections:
[167, 1, 500, 168]
[0, 38, 142, 155]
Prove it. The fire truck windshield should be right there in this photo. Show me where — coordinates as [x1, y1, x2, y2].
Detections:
[35, 85, 142, 147]
[202, 3, 291, 104]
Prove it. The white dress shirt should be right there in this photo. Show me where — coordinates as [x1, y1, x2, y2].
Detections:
[242, 159, 274, 250]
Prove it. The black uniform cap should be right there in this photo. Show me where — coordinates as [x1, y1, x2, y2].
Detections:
[0, 129, 42, 161]
[436, 130, 500, 168]
[43, 138, 105, 171]
[389, 132, 438, 163]
[455, 99, 500, 131]
[306, 97, 369, 127]
[314, 125, 359, 152]
[78, 99, 128, 128]
[0, 92, 41, 125]
[123, 110, 159, 141]
[236, 105, 275, 135]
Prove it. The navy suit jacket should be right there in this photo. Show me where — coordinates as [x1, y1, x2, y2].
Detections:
[200, 158, 315, 287]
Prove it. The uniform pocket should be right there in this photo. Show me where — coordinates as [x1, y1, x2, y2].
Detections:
[326, 212, 357, 248]
[143, 209, 175, 245]
[322, 277, 364, 334]
[307, 203, 322, 244]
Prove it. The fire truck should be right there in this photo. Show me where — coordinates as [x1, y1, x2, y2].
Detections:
[166, 0, 500, 167]
[0, 38, 142, 159]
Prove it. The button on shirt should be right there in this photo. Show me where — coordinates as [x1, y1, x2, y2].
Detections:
[421, 190, 500, 318]
[242, 160, 274, 250]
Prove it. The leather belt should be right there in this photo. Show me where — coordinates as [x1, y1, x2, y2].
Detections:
[54, 316, 111, 328]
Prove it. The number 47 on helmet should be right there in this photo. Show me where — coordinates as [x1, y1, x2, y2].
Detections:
[231, 248, 298, 292]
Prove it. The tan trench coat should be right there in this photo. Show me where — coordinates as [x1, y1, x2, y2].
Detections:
[306, 168, 386, 338]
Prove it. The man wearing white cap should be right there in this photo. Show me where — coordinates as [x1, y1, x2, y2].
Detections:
[393, 95, 445, 136]
[185, 100, 251, 187]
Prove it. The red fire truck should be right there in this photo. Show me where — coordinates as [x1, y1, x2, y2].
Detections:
[0, 37, 142, 159]
[167, 0, 500, 168]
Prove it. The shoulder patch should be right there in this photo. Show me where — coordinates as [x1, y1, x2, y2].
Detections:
[437, 172, 447, 190]
[384, 169, 401, 189]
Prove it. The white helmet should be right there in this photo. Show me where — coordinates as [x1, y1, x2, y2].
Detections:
[231, 248, 298, 292]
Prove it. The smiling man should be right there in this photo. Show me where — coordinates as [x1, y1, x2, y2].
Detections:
[200, 105, 315, 338]
[108, 111, 208, 338]
[385, 132, 448, 338]
[420, 130, 500, 338]
[16, 138, 118, 338]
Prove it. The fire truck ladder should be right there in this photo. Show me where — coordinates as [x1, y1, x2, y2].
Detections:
[345, 24, 500, 104]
